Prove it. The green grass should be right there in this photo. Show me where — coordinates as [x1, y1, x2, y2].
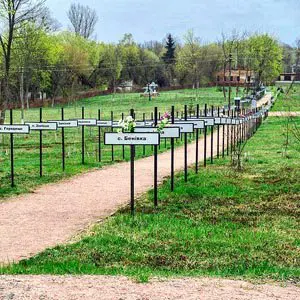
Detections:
[2, 117, 299, 282]
[272, 86, 300, 112]
[0, 87, 223, 199]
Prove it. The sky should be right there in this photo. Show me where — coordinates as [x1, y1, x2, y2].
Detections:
[47, 0, 300, 45]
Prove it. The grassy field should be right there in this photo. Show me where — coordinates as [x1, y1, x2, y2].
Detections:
[0, 87, 223, 199]
[272, 86, 300, 111]
[2, 116, 299, 282]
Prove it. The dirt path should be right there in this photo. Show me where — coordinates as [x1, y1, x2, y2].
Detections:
[0, 275, 299, 300]
[0, 128, 226, 264]
[268, 111, 300, 117]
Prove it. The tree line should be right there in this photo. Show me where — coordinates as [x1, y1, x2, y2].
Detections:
[0, 0, 294, 124]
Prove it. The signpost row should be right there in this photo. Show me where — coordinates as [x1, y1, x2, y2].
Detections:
[0, 105, 268, 199]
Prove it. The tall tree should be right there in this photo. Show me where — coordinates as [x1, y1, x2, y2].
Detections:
[67, 3, 98, 39]
[248, 34, 283, 85]
[163, 33, 176, 64]
[0, 0, 45, 124]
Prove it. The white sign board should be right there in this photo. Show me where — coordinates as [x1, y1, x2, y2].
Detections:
[198, 118, 215, 126]
[175, 119, 205, 129]
[77, 119, 97, 126]
[135, 121, 154, 127]
[226, 118, 233, 125]
[97, 120, 122, 128]
[25, 122, 57, 131]
[105, 132, 160, 145]
[169, 123, 194, 133]
[0, 125, 29, 134]
[97, 120, 112, 127]
[49, 120, 78, 128]
[135, 126, 180, 138]
[214, 117, 221, 125]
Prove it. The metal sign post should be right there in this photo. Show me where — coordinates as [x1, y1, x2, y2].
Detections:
[154, 107, 158, 207]
[210, 106, 214, 164]
[48, 117, 78, 171]
[217, 107, 220, 159]
[25, 114, 57, 177]
[82, 107, 85, 165]
[98, 109, 101, 162]
[222, 108, 225, 158]
[195, 104, 199, 174]
[111, 111, 114, 162]
[104, 131, 160, 216]
[62, 108, 65, 171]
[135, 124, 180, 193]
[40, 108, 43, 176]
[10, 110, 14, 187]
[204, 104, 207, 167]
[184, 105, 188, 182]
[0, 110, 30, 187]
[171, 106, 175, 191]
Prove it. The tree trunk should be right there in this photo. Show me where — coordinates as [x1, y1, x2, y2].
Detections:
[25, 84, 30, 110]
[20, 69, 25, 123]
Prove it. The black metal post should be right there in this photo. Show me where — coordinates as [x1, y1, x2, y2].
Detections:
[10, 109, 14, 187]
[130, 108, 135, 216]
[210, 105, 214, 164]
[98, 109, 101, 162]
[39, 107, 43, 177]
[217, 107, 220, 158]
[122, 112, 125, 160]
[227, 108, 230, 156]
[195, 104, 199, 173]
[62, 108, 65, 171]
[154, 107, 158, 207]
[171, 105, 175, 191]
[111, 111, 114, 162]
[184, 104, 188, 181]
[204, 104, 207, 167]
[143, 112, 146, 156]
[82, 107, 85, 165]
[222, 108, 225, 158]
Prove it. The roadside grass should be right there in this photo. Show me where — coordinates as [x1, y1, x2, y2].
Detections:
[0, 87, 222, 199]
[272, 86, 300, 112]
[2, 117, 299, 283]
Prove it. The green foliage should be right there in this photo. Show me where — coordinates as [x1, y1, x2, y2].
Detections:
[247, 34, 283, 84]
[162, 34, 176, 64]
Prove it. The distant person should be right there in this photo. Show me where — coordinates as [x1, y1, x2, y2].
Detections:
[251, 99, 257, 109]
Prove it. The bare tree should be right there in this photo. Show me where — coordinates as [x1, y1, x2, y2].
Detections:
[67, 3, 98, 39]
[0, 0, 45, 124]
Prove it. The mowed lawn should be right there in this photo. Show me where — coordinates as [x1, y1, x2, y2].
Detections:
[272, 86, 300, 111]
[2, 116, 299, 282]
[0, 87, 223, 199]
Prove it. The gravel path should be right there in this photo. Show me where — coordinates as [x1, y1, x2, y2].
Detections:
[0, 128, 225, 264]
[0, 276, 299, 300]
[268, 112, 300, 117]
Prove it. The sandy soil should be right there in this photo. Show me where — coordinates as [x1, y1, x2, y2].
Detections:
[0, 276, 299, 300]
[268, 112, 300, 117]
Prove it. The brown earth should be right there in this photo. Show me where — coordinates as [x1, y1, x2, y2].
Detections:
[0, 276, 299, 300]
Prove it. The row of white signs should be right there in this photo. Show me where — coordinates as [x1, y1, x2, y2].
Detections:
[0, 114, 265, 134]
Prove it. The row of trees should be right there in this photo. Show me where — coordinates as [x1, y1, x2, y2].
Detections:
[0, 0, 288, 124]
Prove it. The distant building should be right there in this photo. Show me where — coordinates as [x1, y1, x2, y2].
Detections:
[117, 80, 134, 92]
[276, 73, 300, 85]
[215, 69, 255, 86]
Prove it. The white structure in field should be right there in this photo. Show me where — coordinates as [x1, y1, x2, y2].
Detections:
[141, 82, 159, 97]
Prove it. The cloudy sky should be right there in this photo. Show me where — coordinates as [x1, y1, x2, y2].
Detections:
[47, 0, 300, 45]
